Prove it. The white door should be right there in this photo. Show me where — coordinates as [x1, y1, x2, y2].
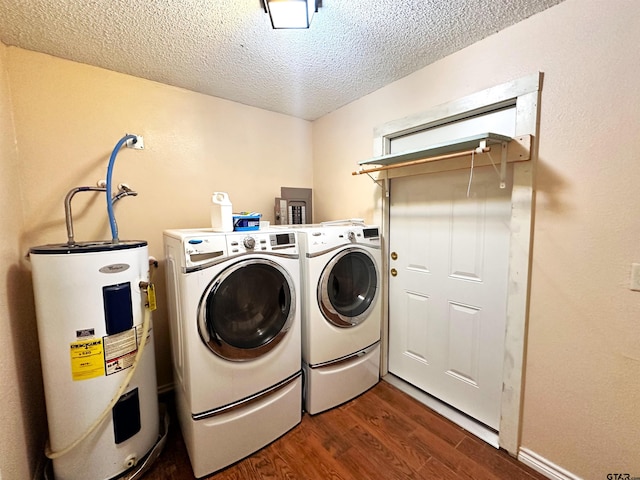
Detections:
[387, 165, 512, 429]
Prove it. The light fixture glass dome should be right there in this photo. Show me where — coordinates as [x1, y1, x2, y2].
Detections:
[265, 0, 317, 29]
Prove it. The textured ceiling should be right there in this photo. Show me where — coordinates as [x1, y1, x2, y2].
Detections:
[0, 0, 564, 120]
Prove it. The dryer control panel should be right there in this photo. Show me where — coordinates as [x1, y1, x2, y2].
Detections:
[303, 226, 380, 254]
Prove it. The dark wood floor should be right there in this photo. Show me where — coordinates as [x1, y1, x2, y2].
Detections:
[143, 380, 546, 480]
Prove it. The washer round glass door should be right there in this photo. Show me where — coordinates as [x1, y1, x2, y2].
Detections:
[198, 258, 296, 361]
[318, 248, 379, 328]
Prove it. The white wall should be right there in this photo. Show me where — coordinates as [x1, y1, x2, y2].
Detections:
[1, 45, 313, 478]
[312, 0, 640, 477]
[6, 47, 313, 395]
[3, 0, 639, 478]
[0, 42, 47, 480]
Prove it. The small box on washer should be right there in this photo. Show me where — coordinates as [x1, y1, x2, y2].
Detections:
[233, 214, 261, 231]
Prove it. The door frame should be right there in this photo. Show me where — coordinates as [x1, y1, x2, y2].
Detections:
[373, 73, 541, 454]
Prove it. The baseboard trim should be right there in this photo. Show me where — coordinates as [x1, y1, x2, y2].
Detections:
[518, 447, 583, 480]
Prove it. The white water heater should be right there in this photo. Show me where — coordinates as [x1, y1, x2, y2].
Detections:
[30, 241, 159, 480]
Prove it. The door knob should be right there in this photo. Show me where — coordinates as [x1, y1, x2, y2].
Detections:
[390, 252, 398, 260]
[390, 268, 397, 277]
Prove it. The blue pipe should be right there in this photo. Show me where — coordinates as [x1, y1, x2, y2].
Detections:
[106, 134, 136, 242]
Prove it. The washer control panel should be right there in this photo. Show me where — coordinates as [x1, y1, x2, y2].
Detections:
[227, 231, 297, 254]
[182, 234, 228, 268]
[165, 228, 299, 270]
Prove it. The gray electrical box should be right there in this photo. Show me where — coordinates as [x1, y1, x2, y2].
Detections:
[274, 187, 312, 225]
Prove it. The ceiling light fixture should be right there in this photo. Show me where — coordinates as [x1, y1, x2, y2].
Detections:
[264, 0, 319, 29]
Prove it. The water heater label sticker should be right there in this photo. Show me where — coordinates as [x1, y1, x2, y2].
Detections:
[76, 328, 95, 339]
[70, 339, 105, 381]
[103, 329, 137, 376]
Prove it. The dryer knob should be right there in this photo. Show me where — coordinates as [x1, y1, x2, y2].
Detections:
[243, 236, 256, 250]
[347, 231, 356, 242]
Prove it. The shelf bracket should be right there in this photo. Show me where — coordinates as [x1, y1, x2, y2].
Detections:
[365, 171, 384, 188]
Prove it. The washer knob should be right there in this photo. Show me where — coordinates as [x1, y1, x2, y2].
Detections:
[243, 236, 256, 250]
[347, 231, 356, 242]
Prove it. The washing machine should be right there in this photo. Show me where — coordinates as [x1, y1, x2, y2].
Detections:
[163, 228, 302, 478]
[296, 224, 382, 414]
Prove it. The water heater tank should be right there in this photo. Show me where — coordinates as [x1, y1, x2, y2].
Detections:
[30, 241, 159, 480]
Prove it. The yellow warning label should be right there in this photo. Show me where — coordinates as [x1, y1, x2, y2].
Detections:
[70, 338, 104, 381]
[147, 283, 157, 311]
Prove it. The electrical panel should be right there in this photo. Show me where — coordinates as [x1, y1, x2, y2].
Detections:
[274, 187, 312, 225]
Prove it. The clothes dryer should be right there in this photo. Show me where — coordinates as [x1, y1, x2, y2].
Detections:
[163, 229, 302, 477]
[297, 225, 382, 414]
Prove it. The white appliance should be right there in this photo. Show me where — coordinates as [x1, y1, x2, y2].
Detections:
[30, 242, 160, 480]
[296, 224, 382, 414]
[163, 228, 302, 477]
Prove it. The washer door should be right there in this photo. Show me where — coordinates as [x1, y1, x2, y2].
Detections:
[318, 248, 379, 328]
[198, 259, 296, 361]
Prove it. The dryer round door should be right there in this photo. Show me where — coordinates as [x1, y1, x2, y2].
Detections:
[318, 247, 379, 328]
[198, 258, 296, 361]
